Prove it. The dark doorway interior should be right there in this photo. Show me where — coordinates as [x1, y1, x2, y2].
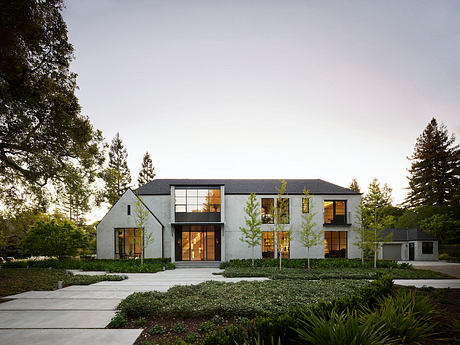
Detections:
[175, 225, 221, 261]
[409, 242, 415, 260]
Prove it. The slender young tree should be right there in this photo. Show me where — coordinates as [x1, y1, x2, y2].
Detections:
[103, 133, 131, 205]
[348, 178, 361, 192]
[298, 189, 322, 269]
[138, 152, 156, 187]
[270, 180, 293, 271]
[134, 196, 154, 266]
[352, 202, 373, 263]
[239, 193, 263, 267]
[405, 118, 460, 207]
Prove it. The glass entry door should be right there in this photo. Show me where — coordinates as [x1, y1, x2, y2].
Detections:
[175, 225, 220, 261]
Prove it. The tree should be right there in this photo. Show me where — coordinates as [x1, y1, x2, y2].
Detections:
[298, 189, 322, 269]
[22, 219, 88, 259]
[138, 151, 156, 187]
[405, 118, 460, 207]
[239, 193, 263, 267]
[352, 203, 373, 263]
[349, 178, 361, 192]
[102, 133, 132, 205]
[0, 0, 104, 191]
[421, 214, 460, 244]
[270, 180, 293, 271]
[135, 196, 154, 265]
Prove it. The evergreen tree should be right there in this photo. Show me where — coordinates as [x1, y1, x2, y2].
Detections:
[239, 193, 263, 267]
[363, 179, 393, 212]
[103, 133, 131, 205]
[349, 178, 360, 192]
[405, 118, 460, 207]
[138, 152, 156, 187]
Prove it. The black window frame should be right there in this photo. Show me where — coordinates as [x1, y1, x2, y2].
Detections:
[324, 231, 347, 258]
[324, 200, 347, 225]
[302, 198, 309, 213]
[261, 198, 274, 224]
[422, 242, 433, 255]
[114, 228, 143, 259]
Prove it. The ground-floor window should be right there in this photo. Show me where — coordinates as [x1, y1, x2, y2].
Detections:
[422, 242, 433, 254]
[324, 231, 347, 258]
[262, 231, 290, 259]
[115, 228, 142, 259]
[175, 225, 221, 261]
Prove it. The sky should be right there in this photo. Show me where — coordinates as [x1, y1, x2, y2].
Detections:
[62, 0, 460, 218]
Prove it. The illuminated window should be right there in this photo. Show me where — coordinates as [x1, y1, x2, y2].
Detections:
[174, 188, 221, 213]
[261, 198, 274, 224]
[324, 231, 347, 258]
[115, 228, 142, 259]
[262, 231, 290, 259]
[302, 198, 309, 213]
[324, 201, 347, 224]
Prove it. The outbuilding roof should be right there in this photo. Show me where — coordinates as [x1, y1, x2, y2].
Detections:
[383, 228, 436, 241]
[135, 179, 360, 195]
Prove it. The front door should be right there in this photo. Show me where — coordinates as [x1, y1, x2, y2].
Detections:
[175, 225, 221, 261]
[409, 243, 415, 261]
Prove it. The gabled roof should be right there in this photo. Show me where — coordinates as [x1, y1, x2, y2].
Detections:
[383, 228, 436, 241]
[135, 179, 360, 195]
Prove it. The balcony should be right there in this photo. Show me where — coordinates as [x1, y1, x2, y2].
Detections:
[323, 212, 352, 226]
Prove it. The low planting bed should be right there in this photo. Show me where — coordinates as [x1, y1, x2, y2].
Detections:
[2, 258, 175, 273]
[220, 267, 453, 280]
[0, 268, 123, 298]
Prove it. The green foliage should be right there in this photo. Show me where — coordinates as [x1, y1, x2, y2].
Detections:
[135, 317, 146, 326]
[135, 196, 153, 265]
[298, 189, 322, 269]
[171, 321, 186, 334]
[239, 193, 263, 267]
[421, 214, 460, 243]
[21, 219, 88, 259]
[149, 324, 167, 335]
[349, 178, 360, 192]
[3, 258, 173, 272]
[116, 279, 366, 319]
[138, 151, 156, 187]
[405, 118, 460, 207]
[363, 178, 393, 212]
[296, 310, 394, 345]
[395, 209, 419, 228]
[198, 321, 214, 334]
[108, 312, 128, 328]
[0, 0, 104, 197]
[211, 315, 225, 325]
[101, 133, 132, 205]
[184, 332, 200, 343]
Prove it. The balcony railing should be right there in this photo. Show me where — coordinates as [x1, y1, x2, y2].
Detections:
[323, 212, 352, 226]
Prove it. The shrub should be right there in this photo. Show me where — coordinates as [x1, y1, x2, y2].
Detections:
[171, 321, 185, 334]
[108, 312, 127, 328]
[149, 324, 167, 335]
[198, 321, 214, 334]
[211, 315, 225, 325]
[135, 317, 146, 326]
[184, 332, 200, 343]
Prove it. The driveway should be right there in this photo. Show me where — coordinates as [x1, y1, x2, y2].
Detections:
[399, 260, 460, 278]
[0, 268, 266, 345]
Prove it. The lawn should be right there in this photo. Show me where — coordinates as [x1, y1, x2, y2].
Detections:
[220, 266, 454, 280]
[0, 268, 123, 298]
[115, 279, 367, 319]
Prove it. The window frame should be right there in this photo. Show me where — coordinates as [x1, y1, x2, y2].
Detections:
[174, 187, 221, 214]
[422, 242, 433, 255]
[302, 198, 309, 213]
[114, 228, 143, 259]
[323, 200, 347, 225]
[261, 198, 274, 224]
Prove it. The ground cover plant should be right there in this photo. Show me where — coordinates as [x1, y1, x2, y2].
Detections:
[220, 267, 452, 280]
[0, 268, 123, 298]
[2, 258, 174, 273]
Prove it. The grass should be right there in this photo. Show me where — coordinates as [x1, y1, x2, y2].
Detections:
[220, 267, 454, 280]
[115, 279, 367, 319]
[0, 268, 123, 298]
[2, 258, 175, 273]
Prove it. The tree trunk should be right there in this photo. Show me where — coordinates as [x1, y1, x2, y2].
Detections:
[374, 243, 377, 269]
[279, 237, 282, 271]
[307, 247, 310, 270]
[252, 246, 255, 268]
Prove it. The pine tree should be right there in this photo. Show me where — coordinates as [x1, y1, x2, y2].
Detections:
[405, 118, 460, 207]
[349, 178, 360, 192]
[363, 178, 392, 211]
[103, 133, 131, 205]
[138, 152, 156, 187]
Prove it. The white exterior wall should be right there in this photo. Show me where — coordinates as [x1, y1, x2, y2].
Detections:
[224, 193, 362, 260]
[414, 241, 439, 261]
[96, 189, 164, 259]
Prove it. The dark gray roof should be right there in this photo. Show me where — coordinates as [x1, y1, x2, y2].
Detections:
[135, 179, 360, 195]
[383, 228, 436, 241]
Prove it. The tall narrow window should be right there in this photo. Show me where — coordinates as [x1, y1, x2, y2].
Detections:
[127, 205, 131, 215]
[262, 232, 274, 258]
[324, 231, 347, 258]
[261, 198, 274, 224]
[302, 198, 309, 213]
[277, 198, 289, 224]
[277, 232, 290, 258]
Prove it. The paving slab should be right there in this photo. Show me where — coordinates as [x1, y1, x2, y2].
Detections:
[394, 279, 460, 288]
[0, 329, 142, 345]
[0, 298, 121, 310]
[0, 310, 116, 328]
[4, 290, 135, 299]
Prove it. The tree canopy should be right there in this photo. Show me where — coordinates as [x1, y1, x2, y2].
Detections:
[405, 118, 459, 207]
[138, 151, 155, 187]
[0, 0, 104, 191]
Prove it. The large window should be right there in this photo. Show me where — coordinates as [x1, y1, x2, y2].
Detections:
[324, 201, 347, 225]
[175, 188, 221, 213]
[261, 198, 274, 224]
[324, 231, 347, 258]
[262, 231, 290, 259]
[115, 228, 142, 259]
[261, 198, 289, 224]
[175, 225, 220, 261]
[422, 242, 433, 254]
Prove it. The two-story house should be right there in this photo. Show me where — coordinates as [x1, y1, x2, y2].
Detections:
[96, 179, 362, 262]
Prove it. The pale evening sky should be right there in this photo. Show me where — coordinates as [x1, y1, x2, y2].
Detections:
[62, 0, 460, 216]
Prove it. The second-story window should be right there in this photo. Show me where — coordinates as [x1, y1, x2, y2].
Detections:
[261, 198, 274, 224]
[302, 198, 309, 213]
[175, 188, 221, 213]
[324, 201, 347, 225]
[277, 198, 290, 224]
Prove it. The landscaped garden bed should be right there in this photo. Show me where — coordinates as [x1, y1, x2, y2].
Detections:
[0, 268, 124, 298]
[2, 258, 175, 273]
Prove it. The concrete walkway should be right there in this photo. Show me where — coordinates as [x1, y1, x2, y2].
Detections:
[398, 260, 460, 278]
[0, 268, 266, 345]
